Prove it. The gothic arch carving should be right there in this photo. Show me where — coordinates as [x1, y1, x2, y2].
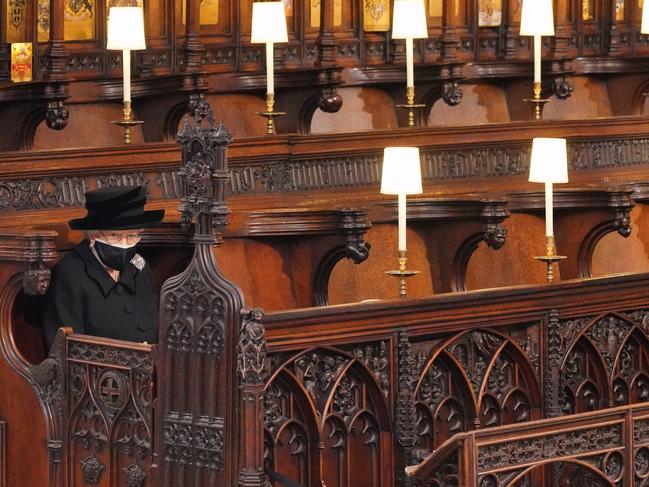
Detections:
[560, 336, 608, 414]
[560, 312, 649, 413]
[414, 329, 541, 448]
[264, 346, 392, 487]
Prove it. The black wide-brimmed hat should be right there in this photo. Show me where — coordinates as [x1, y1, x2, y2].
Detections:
[69, 186, 165, 230]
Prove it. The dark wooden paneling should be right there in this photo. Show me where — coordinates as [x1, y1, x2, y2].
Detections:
[1, 117, 649, 231]
[0, 420, 5, 487]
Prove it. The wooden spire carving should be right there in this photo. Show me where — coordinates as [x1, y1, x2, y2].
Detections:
[154, 95, 268, 486]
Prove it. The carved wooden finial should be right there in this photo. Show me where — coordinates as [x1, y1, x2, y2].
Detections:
[176, 94, 232, 237]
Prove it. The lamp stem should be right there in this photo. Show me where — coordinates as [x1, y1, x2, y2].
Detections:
[398, 193, 407, 251]
[123, 49, 131, 103]
[545, 181, 554, 237]
[266, 42, 274, 95]
[405, 37, 414, 88]
[385, 250, 420, 299]
[533, 35, 541, 84]
[397, 250, 409, 298]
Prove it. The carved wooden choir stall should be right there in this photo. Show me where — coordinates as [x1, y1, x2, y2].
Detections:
[0, 96, 648, 487]
[5, 0, 649, 486]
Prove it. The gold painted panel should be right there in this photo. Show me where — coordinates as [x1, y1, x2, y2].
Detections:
[615, 0, 624, 21]
[428, 0, 442, 17]
[310, 0, 319, 27]
[37, 0, 50, 42]
[181, 0, 219, 26]
[363, 0, 389, 31]
[582, 0, 594, 20]
[310, 0, 343, 29]
[200, 0, 219, 25]
[64, 0, 95, 40]
[479, 0, 501, 26]
[6, 0, 27, 43]
[11, 42, 32, 82]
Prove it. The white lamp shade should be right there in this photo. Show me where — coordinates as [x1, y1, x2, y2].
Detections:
[106, 7, 146, 50]
[392, 0, 428, 39]
[529, 138, 569, 183]
[251, 2, 288, 43]
[642, 2, 649, 34]
[520, 0, 555, 36]
[381, 147, 424, 195]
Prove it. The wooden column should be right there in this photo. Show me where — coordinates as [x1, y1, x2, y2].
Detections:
[609, 0, 622, 54]
[441, 0, 460, 61]
[180, 0, 203, 71]
[315, 0, 336, 66]
[551, 0, 575, 59]
[237, 309, 269, 487]
[42, 0, 68, 80]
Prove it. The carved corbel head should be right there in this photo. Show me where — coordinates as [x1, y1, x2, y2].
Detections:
[614, 208, 632, 237]
[442, 81, 463, 107]
[553, 76, 574, 100]
[23, 264, 51, 296]
[341, 209, 371, 263]
[318, 88, 343, 113]
[483, 221, 507, 250]
[46, 101, 69, 130]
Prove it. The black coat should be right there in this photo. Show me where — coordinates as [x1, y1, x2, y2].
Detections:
[43, 240, 159, 349]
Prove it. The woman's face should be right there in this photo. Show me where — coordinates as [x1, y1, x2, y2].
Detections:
[89, 229, 142, 247]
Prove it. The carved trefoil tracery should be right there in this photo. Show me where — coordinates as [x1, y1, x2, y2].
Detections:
[163, 411, 225, 470]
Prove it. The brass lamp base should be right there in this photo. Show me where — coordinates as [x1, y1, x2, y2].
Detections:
[256, 93, 285, 135]
[396, 86, 425, 128]
[534, 236, 566, 283]
[523, 82, 551, 120]
[385, 250, 420, 298]
[110, 101, 143, 144]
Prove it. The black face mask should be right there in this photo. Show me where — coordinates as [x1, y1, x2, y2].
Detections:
[93, 240, 137, 271]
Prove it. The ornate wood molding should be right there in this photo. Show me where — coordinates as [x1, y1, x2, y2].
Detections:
[64, 335, 153, 487]
[3, 129, 649, 217]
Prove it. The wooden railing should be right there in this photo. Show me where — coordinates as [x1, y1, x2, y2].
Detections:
[407, 401, 649, 486]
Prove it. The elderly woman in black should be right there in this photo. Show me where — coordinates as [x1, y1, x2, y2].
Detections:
[43, 185, 164, 349]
